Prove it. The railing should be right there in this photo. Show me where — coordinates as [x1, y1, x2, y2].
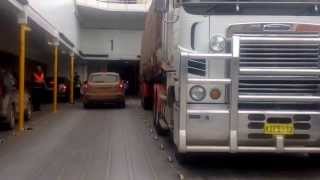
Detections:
[76, 0, 151, 11]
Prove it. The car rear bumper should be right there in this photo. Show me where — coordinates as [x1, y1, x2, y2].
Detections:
[83, 93, 125, 104]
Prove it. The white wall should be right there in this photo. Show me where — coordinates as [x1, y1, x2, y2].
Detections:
[28, 0, 80, 50]
[80, 29, 142, 60]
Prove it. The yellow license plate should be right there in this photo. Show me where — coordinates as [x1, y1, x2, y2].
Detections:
[264, 123, 294, 135]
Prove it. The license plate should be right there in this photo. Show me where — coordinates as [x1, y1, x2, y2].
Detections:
[264, 123, 294, 135]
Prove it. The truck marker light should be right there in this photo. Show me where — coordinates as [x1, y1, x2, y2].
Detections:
[210, 88, 221, 100]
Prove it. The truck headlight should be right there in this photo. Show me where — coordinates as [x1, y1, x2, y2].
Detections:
[210, 35, 226, 52]
[190, 85, 206, 101]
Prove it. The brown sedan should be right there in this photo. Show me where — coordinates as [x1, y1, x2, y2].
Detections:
[83, 72, 126, 108]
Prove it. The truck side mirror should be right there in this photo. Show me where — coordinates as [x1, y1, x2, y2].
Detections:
[155, 0, 169, 13]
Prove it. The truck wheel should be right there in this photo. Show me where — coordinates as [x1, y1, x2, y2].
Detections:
[7, 105, 15, 130]
[142, 97, 151, 110]
[153, 98, 168, 136]
[174, 146, 190, 164]
[154, 111, 169, 136]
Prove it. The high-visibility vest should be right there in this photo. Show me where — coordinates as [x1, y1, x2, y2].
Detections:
[33, 72, 44, 84]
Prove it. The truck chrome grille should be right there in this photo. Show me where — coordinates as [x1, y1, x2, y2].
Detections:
[247, 114, 311, 140]
[239, 42, 320, 69]
[238, 36, 320, 104]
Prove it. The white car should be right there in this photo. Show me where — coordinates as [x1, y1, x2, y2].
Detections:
[0, 70, 32, 129]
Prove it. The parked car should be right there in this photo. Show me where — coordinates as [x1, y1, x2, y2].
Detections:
[45, 77, 70, 102]
[83, 72, 126, 108]
[0, 70, 32, 129]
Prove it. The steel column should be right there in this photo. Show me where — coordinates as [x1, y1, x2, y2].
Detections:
[18, 23, 30, 131]
[69, 53, 75, 104]
[52, 41, 59, 112]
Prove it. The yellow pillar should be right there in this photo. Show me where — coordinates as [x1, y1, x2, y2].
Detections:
[69, 54, 75, 104]
[52, 43, 59, 112]
[18, 24, 30, 131]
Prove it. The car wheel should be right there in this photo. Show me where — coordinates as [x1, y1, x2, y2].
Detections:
[25, 102, 32, 121]
[7, 105, 15, 130]
[62, 97, 67, 103]
[83, 102, 90, 109]
[120, 101, 126, 108]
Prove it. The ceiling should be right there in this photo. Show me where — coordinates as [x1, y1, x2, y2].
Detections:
[76, 5, 146, 30]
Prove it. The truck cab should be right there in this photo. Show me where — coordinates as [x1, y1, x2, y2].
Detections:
[141, 0, 320, 162]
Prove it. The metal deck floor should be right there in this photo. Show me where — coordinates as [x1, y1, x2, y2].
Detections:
[0, 99, 177, 180]
[1, 99, 320, 180]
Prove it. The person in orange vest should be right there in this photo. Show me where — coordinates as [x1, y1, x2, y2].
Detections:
[32, 65, 46, 111]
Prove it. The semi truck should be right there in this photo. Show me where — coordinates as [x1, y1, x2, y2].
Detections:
[140, 0, 320, 162]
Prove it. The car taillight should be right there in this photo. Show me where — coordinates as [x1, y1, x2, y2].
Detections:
[59, 84, 67, 93]
[83, 83, 90, 94]
[118, 83, 124, 91]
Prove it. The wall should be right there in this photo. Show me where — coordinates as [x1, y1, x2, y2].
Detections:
[80, 29, 142, 60]
[28, 0, 80, 50]
[27, 0, 81, 79]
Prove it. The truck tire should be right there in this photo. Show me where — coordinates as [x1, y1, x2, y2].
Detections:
[174, 146, 190, 164]
[154, 110, 168, 136]
[142, 97, 152, 110]
[7, 105, 15, 130]
[153, 95, 168, 136]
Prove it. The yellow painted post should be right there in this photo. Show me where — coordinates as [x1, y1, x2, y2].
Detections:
[53, 44, 59, 112]
[69, 54, 75, 104]
[18, 24, 30, 131]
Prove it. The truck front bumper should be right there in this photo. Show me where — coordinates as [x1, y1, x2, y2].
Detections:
[177, 103, 320, 154]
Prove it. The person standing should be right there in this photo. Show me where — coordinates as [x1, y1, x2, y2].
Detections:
[32, 65, 46, 111]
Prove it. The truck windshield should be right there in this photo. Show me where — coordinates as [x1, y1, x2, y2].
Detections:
[182, 0, 320, 16]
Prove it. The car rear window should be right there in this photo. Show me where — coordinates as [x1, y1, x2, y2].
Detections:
[90, 74, 119, 83]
